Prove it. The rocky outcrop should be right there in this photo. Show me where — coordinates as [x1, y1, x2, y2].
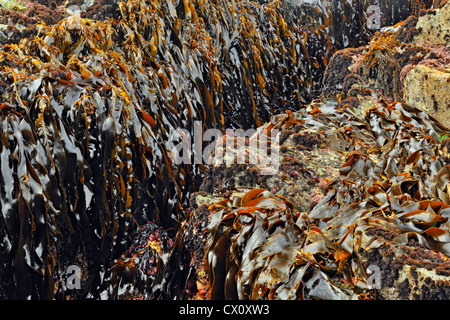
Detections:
[413, 1, 450, 44]
[148, 98, 450, 300]
[322, 1, 450, 128]
[147, 4, 450, 301]
[403, 2, 450, 127]
[403, 64, 450, 128]
[359, 230, 450, 300]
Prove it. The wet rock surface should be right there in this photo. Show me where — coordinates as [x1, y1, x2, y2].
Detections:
[360, 234, 450, 299]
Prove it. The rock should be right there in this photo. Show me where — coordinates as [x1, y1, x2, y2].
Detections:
[198, 123, 344, 213]
[322, 2, 450, 128]
[0, 0, 25, 10]
[403, 64, 450, 128]
[322, 47, 365, 97]
[359, 230, 450, 300]
[413, 1, 450, 44]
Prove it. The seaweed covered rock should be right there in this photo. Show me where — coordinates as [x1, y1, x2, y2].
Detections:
[0, 11, 199, 298]
[197, 111, 345, 213]
[0, 0, 446, 300]
[0, 0, 120, 45]
[323, 1, 450, 127]
[0, 0, 364, 299]
[155, 98, 450, 300]
[113, 0, 450, 300]
[209, 102, 450, 300]
[149, 104, 347, 299]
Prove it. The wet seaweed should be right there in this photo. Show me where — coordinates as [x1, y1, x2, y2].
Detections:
[0, 0, 331, 299]
[0, 0, 223, 298]
[205, 100, 450, 299]
[0, 0, 442, 300]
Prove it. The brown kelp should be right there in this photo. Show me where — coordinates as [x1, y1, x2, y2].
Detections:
[0, 0, 233, 298]
[0, 0, 440, 300]
[0, 0, 341, 299]
[205, 99, 450, 299]
[0, 15, 184, 299]
[109, 221, 173, 299]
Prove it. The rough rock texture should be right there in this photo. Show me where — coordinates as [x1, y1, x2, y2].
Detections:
[360, 232, 450, 300]
[403, 65, 450, 127]
[414, 1, 450, 44]
[198, 124, 344, 213]
[322, 2, 450, 128]
[321, 47, 365, 95]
